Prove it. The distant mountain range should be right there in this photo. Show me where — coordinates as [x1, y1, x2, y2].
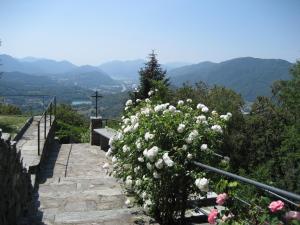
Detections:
[98, 60, 188, 80]
[168, 57, 293, 101]
[0, 54, 294, 101]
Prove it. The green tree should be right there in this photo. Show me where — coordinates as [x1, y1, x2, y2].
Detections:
[55, 104, 89, 143]
[138, 51, 169, 99]
[271, 61, 300, 192]
[0, 103, 22, 115]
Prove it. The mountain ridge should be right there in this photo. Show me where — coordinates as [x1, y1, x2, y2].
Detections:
[168, 57, 292, 101]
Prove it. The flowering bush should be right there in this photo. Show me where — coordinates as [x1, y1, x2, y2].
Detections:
[108, 93, 231, 224]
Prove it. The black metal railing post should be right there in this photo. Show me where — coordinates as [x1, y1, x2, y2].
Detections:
[50, 102, 52, 126]
[38, 121, 40, 155]
[44, 110, 47, 139]
[54, 96, 56, 117]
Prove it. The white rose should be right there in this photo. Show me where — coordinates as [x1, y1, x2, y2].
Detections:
[138, 157, 144, 162]
[177, 100, 184, 106]
[155, 158, 164, 169]
[125, 99, 133, 106]
[177, 123, 186, 133]
[145, 132, 155, 141]
[187, 153, 193, 159]
[122, 145, 130, 153]
[202, 106, 209, 113]
[148, 90, 154, 96]
[196, 103, 205, 109]
[146, 162, 153, 170]
[211, 125, 223, 133]
[162, 153, 174, 167]
[220, 115, 229, 121]
[168, 105, 176, 112]
[146, 146, 159, 161]
[200, 144, 208, 151]
[195, 178, 209, 192]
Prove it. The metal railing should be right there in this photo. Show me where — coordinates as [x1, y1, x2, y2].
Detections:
[37, 97, 56, 155]
[192, 161, 300, 207]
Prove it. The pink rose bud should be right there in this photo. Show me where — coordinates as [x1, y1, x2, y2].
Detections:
[268, 200, 284, 213]
[216, 193, 228, 206]
[208, 209, 218, 224]
[285, 211, 300, 221]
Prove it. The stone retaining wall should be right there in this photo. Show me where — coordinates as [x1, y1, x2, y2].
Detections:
[0, 129, 32, 225]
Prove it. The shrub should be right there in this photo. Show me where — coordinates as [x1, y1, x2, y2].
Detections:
[109, 91, 230, 224]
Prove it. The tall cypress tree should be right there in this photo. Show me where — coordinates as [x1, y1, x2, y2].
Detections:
[138, 51, 169, 99]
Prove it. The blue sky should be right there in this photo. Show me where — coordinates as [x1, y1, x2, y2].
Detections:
[0, 0, 299, 65]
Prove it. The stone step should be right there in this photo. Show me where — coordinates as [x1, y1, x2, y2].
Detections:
[47, 208, 141, 225]
[39, 178, 121, 196]
[38, 190, 126, 213]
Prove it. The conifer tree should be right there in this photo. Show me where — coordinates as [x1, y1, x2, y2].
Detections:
[137, 51, 169, 99]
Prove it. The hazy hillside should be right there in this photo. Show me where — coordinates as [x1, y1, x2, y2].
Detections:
[99, 59, 145, 80]
[0, 54, 120, 90]
[66, 71, 119, 88]
[0, 54, 77, 74]
[0, 71, 92, 102]
[169, 57, 292, 101]
[99, 59, 189, 80]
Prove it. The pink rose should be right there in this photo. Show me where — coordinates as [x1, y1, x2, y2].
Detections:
[208, 209, 218, 224]
[285, 211, 300, 221]
[222, 213, 234, 222]
[216, 193, 228, 205]
[268, 200, 284, 213]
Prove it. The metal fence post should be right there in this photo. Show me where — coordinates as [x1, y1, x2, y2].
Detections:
[38, 121, 40, 155]
[50, 103, 52, 126]
[54, 97, 56, 117]
[44, 111, 47, 139]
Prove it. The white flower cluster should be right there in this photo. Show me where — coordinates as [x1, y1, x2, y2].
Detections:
[154, 103, 170, 112]
[125, 99, 133, 106]
[197, 103, 209, 113]
[211, 124, 223, 133]
[195, 115, 207, 124]
[162, 153, 174, 167]
[123, 115, 139, 133]
[143, 146, 159, 161]
[145, 132, 155, 141]
[220, 112, 233, 121]
[125, 175, 133, 187]
[177, 100, 184, 106]
[111, 97, 231, 213]
[122, 145, 130, 153]
[195, 177, 209, 192]
[185, 129, 199, 144]
[177, 123, 186, 133]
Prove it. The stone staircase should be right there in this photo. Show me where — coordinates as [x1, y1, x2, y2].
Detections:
[28, 143, 154, 225]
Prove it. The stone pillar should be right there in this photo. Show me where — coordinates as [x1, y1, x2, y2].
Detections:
[90, 116, 102, 146]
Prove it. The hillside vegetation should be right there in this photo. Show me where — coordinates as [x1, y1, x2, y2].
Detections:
[169, 57, 292, 101]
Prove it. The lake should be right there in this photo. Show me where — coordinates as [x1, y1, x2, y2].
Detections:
[71, 100, 92, 106]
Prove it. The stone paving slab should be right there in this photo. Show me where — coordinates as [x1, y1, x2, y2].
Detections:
[54, 208, 139, 224]
[33, 143, 156, 225]
[16, 115, 52, 169]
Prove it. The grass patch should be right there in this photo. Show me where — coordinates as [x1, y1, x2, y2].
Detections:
[0, 115, 29, 137]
